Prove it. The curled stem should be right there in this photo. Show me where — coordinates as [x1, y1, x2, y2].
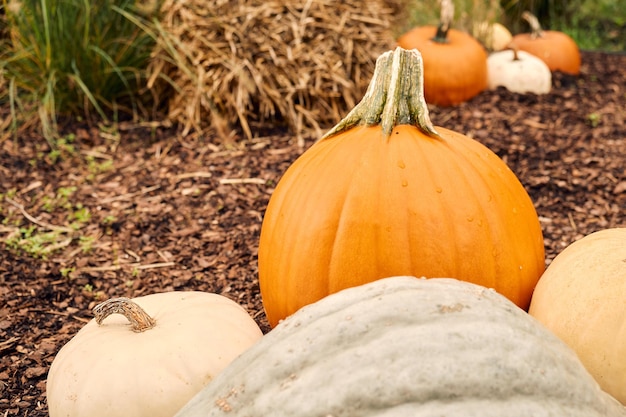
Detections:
[521, 11, 545, 39]
[93, 297, 156, 333]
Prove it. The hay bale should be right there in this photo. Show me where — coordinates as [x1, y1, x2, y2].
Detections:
[149, 0, 402, 143]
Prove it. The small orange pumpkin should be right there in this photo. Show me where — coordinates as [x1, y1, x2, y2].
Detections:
[512, 11, 581, 75]
[396, 0, 487, 106]
[258, 47, 545, 327]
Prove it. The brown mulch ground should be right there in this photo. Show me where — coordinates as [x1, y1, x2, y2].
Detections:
[1, 50, 625, 416]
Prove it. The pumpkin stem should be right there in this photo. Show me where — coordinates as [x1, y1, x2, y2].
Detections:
[320, 47, 440, 141]
[507, 42, 520, 61]
[433, 0, 455, 43]
[521, 11, 545, 39]
[93, 297, 156, 333]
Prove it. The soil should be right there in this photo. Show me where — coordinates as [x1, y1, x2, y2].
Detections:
[1, 50, 625, 416]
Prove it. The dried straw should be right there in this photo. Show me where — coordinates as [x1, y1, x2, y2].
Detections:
[148, 0, 403, 144]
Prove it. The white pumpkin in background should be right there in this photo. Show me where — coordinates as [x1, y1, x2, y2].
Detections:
[473, 21, 513, 51]
[46, 291, 263, 417]
[487, 47, 552, 94]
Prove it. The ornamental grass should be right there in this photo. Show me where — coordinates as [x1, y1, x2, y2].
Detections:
[0, 0, 162, 143]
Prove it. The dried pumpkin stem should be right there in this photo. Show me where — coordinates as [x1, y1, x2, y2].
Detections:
[521, 11, 545, 39]
[320, 47, 440, 141]
[508, 43, 521, 61]
[93, 297, 156, 333]
[433, 0, 455, 42]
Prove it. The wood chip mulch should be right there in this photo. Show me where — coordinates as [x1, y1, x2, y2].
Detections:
[1, 50, 625, 416]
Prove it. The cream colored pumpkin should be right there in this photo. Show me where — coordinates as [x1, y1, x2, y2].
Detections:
[487, 49, 551, 94]
[529, 228, 626, 405]
[176, 277, 626, 416]
[46, 291, 263, 417]
[474, 21, 513, 51]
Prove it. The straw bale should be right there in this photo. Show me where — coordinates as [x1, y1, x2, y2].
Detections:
[149, 0, 402, 143]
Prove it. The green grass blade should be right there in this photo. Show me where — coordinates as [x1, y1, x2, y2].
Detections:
[69, 59, 108, 121]
[9, 77, 18, 140]
[39, 0, 52, 69]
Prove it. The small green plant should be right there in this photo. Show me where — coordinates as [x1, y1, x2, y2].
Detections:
[57, 186, 77, 200]
[86, 156, 114, 181]
[0, 188, 17, 200]
[0, 0, 163, 143]
[78, 235, 94, 253]
[586, 112, 601, 127]
[60, 267, 75, 277]
[1, 186, 94, 259]
[48, 133, 77, 163]
[70, 204, 91, 226]
[41, 186, 77, 212]
[102, 215, 117, 225]
[40, 196, 55, 212]
[4, 225, 71, 258]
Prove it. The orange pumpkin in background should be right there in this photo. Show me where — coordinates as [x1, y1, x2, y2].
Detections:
[396, 0, 488, 106]
[258, 47, 545, 327]
[512, 11, 581, 75]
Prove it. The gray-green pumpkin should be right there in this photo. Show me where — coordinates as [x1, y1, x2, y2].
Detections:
[175, 276, 626, 417]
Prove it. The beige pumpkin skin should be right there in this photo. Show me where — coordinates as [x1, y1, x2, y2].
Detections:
[46, 291, 263, 417]
[487, 49, 552, 94]
[529, 228, 626, 405]
[175, 277, 626, 417]
[474, 22, 513, 51]
[490, 22, 514, 50]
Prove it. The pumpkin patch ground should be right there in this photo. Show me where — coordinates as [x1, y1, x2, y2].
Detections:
[1, 50, 625, 416]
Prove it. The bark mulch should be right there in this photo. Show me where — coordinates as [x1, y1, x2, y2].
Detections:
[1, 50, 625, 416]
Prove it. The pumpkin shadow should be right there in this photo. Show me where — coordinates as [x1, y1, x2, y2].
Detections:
[552, 72, 579, 89]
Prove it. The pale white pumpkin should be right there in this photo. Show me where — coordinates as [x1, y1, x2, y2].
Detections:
[530, 228, 626, 405]
[46, 291, 263, 417]
[487, 49, 552, 94]
[175, 277, 626, 417]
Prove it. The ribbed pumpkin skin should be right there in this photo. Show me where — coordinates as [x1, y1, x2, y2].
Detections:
[259, 124, 545, 327]
[512, 31, 581, 75]
[175, 277, 626, 417]
[529, 228, 626, 405]
[397, 26, 488, 106]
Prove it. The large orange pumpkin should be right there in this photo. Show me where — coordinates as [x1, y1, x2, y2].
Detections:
[512, 11, 581, 75]
[396, 0, 487, 106]
[258, 47, 545, 327]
